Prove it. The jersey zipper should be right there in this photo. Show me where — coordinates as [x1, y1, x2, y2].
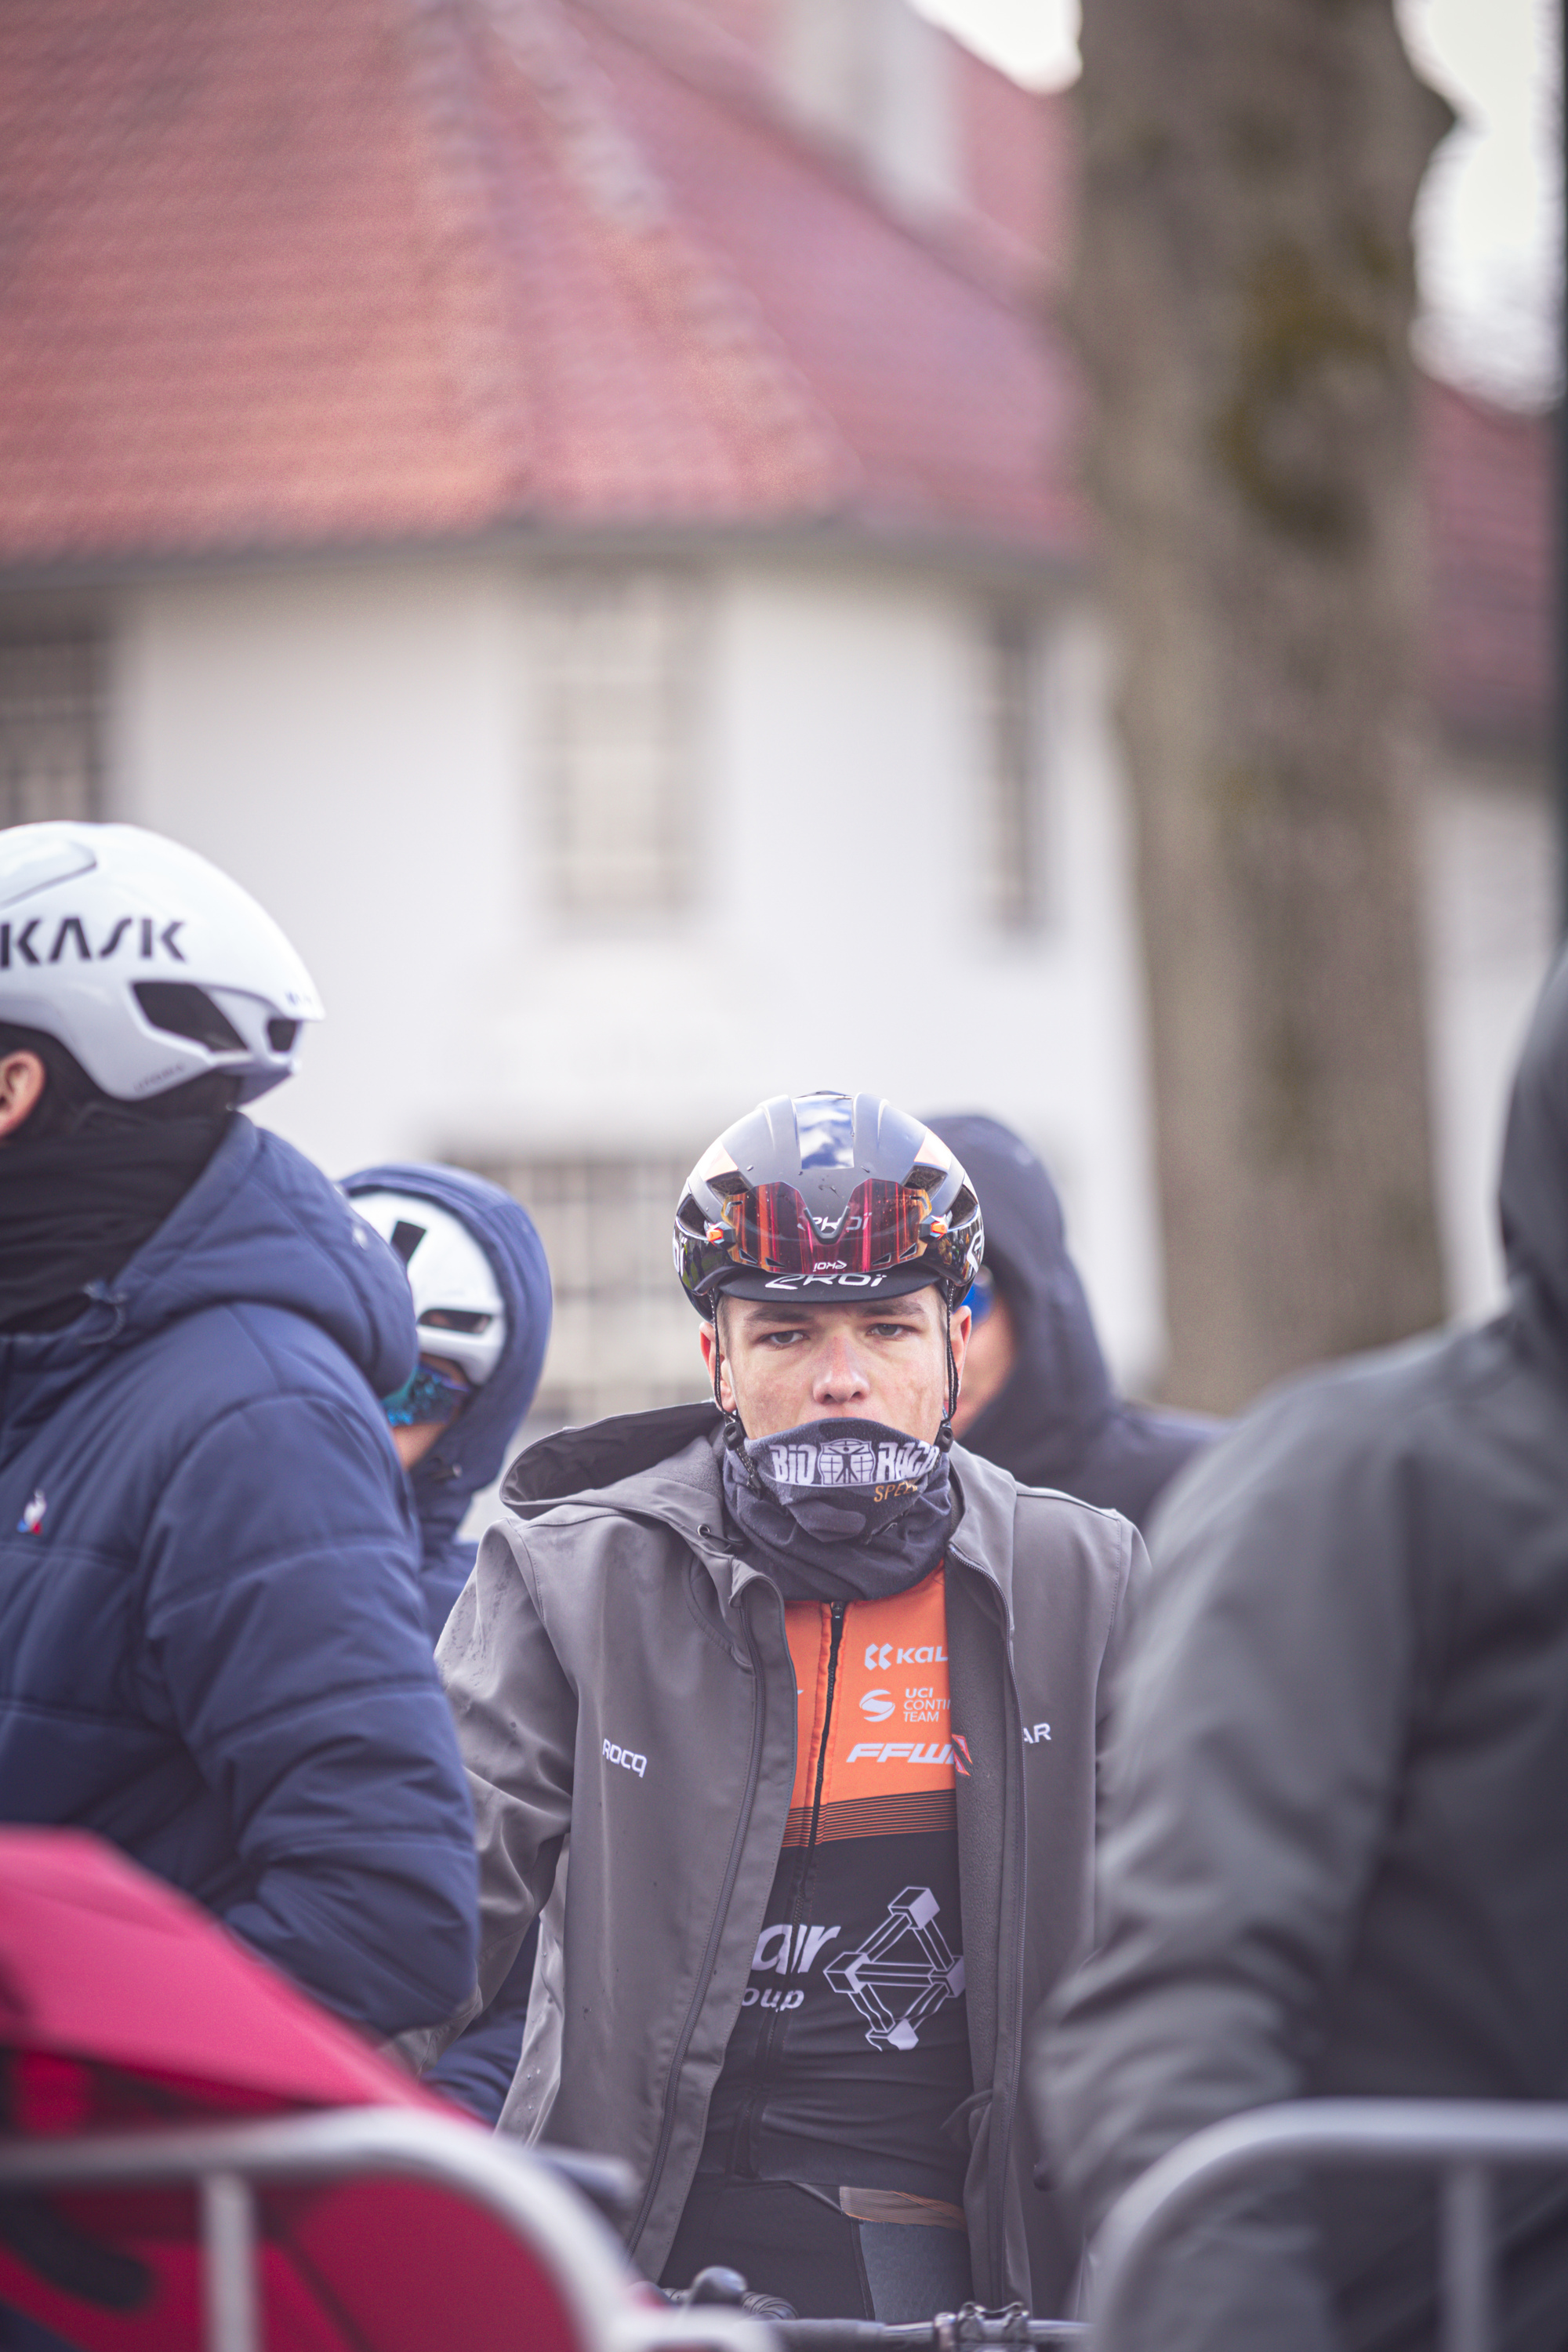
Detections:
[735, 1596, 844, 2172]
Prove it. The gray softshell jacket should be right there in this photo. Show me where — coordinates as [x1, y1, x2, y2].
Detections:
[421, 1402, 1144, 2308]
[1036, 946, 1568, 2352]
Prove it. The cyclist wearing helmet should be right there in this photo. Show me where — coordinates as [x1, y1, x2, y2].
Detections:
[345, 1164, 553, 2125]
[0, 823, 477, 2040]
[344, 1169, 553, 1645]
[412, 1091, 1145, 2322]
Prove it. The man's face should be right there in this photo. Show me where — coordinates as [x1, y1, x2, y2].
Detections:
[699, 1287, 971, 1443]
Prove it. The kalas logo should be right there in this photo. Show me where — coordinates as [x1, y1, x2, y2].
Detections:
[859, 1688, 895, 1722]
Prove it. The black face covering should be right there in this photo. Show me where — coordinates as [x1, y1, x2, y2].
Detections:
[0, 1111, 233, 1333]
[721, 1417, 953, 1604]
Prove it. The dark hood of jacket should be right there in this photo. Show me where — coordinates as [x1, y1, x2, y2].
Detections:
[1498, 945, 1568, 1337]
[343, 1163, 552, 1638]
[925, 1113, 1221, 1531]
[0, 1116, 416, 1459]
[504, 1397, 721, 1515]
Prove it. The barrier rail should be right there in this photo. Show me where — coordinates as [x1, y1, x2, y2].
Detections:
[0, 2106, 761, 2352]
[1090, 2099, 1568, 2352]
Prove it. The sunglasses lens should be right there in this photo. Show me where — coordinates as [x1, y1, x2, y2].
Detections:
[962, 1270, 996, 1324]
[728, 1177, 932, 1274]
[383, 1361, 470, 1428]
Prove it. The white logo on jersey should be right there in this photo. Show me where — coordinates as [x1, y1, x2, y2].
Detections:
[845, 1740, 953, 1766]
[824, 1886, 964, 2051]
[863, 1641, 947, 1671]
[858, 1689, 895, 1722]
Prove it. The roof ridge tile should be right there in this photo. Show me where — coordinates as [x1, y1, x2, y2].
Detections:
[402, 0, 536, 512]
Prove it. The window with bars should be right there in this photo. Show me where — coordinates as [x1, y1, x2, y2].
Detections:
[476, 1152, 710, 1428]
[982, 604, 1044, 930]
[539, 571, 702, 914]
[0, 632, 104, 829]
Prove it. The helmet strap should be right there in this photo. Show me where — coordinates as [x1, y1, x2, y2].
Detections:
[710, 1298, 753, 1465]
[938, 1290, 958, 1452]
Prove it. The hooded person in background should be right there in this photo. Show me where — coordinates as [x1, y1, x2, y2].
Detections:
[345, 1165, 552, 2125]
[0, 823, 477, 2044]
[924, 1115, 1221, 1531]
[343, 1166, 552, 1644]
[1038, 949, 1568, 2352]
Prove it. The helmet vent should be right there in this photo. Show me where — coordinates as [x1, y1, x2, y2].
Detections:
[390, 1221, 426, 1265]
[267, 1018, 299, 1053]
[133, 982, 245, 1054]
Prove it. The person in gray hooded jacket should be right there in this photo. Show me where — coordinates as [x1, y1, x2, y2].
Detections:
[411, 1093, 1144, 2323]
[1037, 947, 1568, 2352]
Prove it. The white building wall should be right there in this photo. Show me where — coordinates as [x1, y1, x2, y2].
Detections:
[112, 557, 535, 1172]
[107, 549, 1170, 1393]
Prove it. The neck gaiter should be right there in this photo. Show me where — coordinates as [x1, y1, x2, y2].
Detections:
[0, 1112, 232, 1334]
[721, 1416, 953, 1604]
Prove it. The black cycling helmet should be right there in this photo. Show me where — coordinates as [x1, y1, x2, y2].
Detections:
[674, 1090, 984, 1315]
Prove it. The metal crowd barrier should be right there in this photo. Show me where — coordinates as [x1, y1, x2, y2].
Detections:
[0, 2105, 762, 2352]
[1090, 2099, 1568, 2352]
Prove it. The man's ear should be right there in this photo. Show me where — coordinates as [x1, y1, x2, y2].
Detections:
[698, 1310, 737, 1414]
[948, 1300, 973, 1392]
[0, 1051, 46, 1141]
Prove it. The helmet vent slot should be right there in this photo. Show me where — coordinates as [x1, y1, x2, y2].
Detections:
[266, 1018, 299, 1053]
[390, 1221, 426, 1265]
[133, 982, 245, 1054]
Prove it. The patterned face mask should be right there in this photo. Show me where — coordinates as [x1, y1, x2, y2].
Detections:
[381, 1359, 470, 1430]
[722, 1415, 953, 1605]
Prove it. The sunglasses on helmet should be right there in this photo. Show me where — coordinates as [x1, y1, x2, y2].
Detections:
[724, 1176, 935, 1276]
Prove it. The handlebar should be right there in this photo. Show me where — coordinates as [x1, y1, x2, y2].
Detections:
[771, 2318, 1085, 2350]
[672, 2279, 1087, 2351]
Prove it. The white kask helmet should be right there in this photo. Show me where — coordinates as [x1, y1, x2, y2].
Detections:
[351, 1192, 508, 1385]
[0, 822, 321, 1103]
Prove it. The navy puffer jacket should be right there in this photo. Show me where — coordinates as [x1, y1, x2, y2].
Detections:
[343, 1162, 553, 2122]
[0, 1116, 478, 2037]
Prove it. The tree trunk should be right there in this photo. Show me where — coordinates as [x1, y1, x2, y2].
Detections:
[1074, 0, 1454, 1412]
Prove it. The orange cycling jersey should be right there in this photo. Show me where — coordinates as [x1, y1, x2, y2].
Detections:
[701, 1566, 971, 2202]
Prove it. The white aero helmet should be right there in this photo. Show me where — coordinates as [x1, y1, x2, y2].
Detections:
[0, 822, 321, 1103]
[352, 1192, 508, 1385]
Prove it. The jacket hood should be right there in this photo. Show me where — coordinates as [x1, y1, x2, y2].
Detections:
[924, 1112, 1221, 1528]
[499, 1398, 1019, 1611]
[503, 1400, 723, 1531]
[1498, 945, 1568, 1330]
[0, 1118, 416, 1446]
[343, 1163, 553, 1557]
[926, 1113, 1116, 1475]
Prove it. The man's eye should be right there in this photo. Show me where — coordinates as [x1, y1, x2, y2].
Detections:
[869, 1323, 915, 1340]
[760, 1329, 803, 1347]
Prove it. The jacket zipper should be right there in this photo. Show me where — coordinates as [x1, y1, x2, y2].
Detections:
[626, 1581, 771, 2258]
[953, 1550, 1027, 2299]
[737, 1598, 844, 2169]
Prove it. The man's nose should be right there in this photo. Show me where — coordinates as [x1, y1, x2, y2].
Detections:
[814, 1335, 869, 1403]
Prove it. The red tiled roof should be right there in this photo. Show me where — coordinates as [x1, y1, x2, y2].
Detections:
[1419, 376, 1552, 748]
[0, 0, 1084, 567]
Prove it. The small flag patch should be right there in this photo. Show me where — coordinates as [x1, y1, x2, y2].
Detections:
[17, 1490, 46, 1535]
